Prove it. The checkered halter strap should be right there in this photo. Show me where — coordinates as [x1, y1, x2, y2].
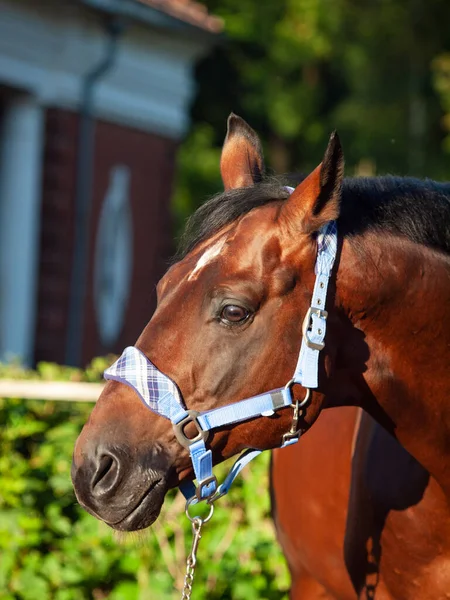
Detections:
[104, 216, 338, 504]
[103, 348, 186, 421]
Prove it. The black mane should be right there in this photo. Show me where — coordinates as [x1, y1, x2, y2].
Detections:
[176, 176, 450, 259]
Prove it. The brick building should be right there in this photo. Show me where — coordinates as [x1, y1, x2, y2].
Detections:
[0, 0, 221, 366]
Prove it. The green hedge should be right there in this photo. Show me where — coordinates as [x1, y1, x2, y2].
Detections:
[0, 360, 289, 599]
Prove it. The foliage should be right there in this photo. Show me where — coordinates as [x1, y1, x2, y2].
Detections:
[0, 360, 289, 599]
[173, 0, 450, 231]
[433, 52, 450, 152]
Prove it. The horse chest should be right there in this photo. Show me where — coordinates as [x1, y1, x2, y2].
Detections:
[347, 412, 450, 599]
[272, 408, 450, 600]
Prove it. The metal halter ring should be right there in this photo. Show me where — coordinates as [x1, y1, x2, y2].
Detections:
[284, 379, 311, 408]
[185, 496, 215, 523]
[282, 380, 311, 445]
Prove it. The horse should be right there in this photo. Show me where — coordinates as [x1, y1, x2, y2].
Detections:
[72, 113, 450, 599]
[271, 406, 450, 599]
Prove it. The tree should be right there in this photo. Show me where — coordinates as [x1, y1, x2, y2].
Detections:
[173, 0, 450, 232]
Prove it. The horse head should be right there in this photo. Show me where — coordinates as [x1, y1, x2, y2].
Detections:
[71, 114, 347, 531]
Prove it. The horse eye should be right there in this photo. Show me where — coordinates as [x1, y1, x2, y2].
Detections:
[220, 304, 249, 324]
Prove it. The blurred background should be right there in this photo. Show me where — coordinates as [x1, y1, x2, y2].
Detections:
[0, 0, 450, 598]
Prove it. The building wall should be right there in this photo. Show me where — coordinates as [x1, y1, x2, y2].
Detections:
[35, 108, 177, 365]
[0, 0, 209, 139]
[34, 109, 78, 363]
[0, 0, 214, 365]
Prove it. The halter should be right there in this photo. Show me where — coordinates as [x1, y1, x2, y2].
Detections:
[104, 193, 337, 504]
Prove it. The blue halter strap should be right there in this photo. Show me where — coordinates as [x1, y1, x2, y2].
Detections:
[104, 215, 338, 503]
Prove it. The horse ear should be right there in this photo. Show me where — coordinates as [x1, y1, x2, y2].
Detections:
[220, 113, 265, 190]
[281, 132, 344, 233]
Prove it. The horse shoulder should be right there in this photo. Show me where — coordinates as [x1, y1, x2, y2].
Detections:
[345, 411, 450, 600]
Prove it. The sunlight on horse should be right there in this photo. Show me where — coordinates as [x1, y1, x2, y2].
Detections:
[72, 113, 450, 600]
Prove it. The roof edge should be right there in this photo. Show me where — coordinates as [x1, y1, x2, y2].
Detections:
[79, 0, 223, 40]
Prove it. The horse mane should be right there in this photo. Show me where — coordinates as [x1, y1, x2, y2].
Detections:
[176, 175, 450, 259]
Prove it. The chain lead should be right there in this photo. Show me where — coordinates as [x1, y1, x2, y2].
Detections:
[181, 516, 203, 600]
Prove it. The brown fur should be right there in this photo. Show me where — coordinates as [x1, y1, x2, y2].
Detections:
[72, 115, 450, 597]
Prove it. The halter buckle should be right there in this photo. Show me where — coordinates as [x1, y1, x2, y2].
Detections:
[196, 475, 218, 501]
[173, 410, 209, 449]
[302, 306, 328, 351]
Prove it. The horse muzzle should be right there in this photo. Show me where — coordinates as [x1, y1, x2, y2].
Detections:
[71, 441, 170, 531]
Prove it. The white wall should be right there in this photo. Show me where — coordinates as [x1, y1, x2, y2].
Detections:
[0, 0, 213, 363]
[0, 0, 210, 138]
[0, 95, 44, 364]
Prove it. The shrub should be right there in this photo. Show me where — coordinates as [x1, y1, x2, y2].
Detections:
[0, 360, 289, 599]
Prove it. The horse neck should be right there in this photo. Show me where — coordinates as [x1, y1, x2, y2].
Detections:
[334, 232, 450, 495]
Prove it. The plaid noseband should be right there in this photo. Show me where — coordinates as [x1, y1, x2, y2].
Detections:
[104, 346, 186, 421]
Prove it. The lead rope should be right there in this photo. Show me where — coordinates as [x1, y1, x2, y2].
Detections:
[181, 517, 202, 600]
[179, 384, 311, 599]
[181, 501, 214, 600]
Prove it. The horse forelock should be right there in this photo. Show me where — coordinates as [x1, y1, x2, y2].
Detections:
[175, 179, 292, 261]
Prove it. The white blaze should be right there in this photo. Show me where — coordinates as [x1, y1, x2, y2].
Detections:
[188, 239, 225, 281]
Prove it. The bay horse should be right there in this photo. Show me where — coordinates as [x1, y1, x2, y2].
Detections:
[72, 114, 450, 599]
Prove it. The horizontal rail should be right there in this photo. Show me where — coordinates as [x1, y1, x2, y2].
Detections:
[0, 380, 104, 402]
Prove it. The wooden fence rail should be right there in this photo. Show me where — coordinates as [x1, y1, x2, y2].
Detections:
[0, 380, 103, 402]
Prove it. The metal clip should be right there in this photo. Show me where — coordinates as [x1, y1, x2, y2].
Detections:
[282, 400, 302, 445]
[188, 517, 203, 568]
[282, 383, 311, 445]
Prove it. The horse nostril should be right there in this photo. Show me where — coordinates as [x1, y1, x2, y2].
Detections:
[92, 454, 114, 487]
[91, 452, 121, 496]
